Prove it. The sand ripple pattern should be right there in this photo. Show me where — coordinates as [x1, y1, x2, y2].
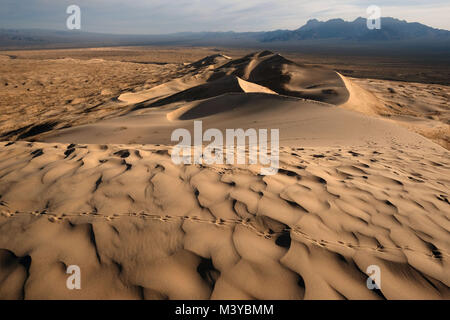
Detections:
[0, 141, 449, 299]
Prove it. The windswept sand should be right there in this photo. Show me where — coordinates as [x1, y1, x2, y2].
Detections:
[0, 50, 449, 300]
[350, 78, 450, 150]
[0, 141, 448, 300]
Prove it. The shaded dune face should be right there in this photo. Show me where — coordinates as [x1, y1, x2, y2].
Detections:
[167, 92, 298, 121]
[209, 51, 350, 105]
[133, 75, 275, 110]
[132, 50, 350, 112]
[187, 53, 232, 69]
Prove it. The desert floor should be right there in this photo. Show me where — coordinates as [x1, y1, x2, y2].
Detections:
[0, 47, 449, 300]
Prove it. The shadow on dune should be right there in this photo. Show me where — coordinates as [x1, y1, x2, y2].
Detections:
[132, 50, 350, 112]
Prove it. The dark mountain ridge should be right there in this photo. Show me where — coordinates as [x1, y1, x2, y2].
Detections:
[260, 17, 450, 42]
[1, 17, 449, 50]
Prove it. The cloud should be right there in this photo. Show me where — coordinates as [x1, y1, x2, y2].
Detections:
[0, 0, 449, 34]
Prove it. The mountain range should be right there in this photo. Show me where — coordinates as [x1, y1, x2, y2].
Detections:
[259, 17, 450, 42]
[1, 17, 449, 49]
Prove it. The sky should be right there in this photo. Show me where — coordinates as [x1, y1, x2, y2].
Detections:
[1, 0, 449, 34]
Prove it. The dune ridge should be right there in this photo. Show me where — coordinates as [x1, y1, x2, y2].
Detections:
[38, 52, 445, 151]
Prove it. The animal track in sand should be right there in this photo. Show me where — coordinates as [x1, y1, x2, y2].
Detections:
[1, 210, 449, 259]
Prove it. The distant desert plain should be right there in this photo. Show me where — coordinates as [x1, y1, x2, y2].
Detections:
[0, 47, 448, 300]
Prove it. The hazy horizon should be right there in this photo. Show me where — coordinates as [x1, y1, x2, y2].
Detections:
[1, 0, 449, 35]
[2, 16, 450, 36]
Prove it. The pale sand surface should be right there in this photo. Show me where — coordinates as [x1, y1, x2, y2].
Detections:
[0, 49, 449, 300]
[350, 78, 449, 150]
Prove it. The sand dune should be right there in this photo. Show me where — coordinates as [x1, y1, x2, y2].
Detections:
[133, 76, 277, 110]
[41, 91, 439, 148]
[40, 52, 443, 149]
[349, 78, 450, 150]
[210, 51, 350, 105]
[0, 50, 449, 300]
[188, 53, 232, 69]
[118, 50, 349, 109]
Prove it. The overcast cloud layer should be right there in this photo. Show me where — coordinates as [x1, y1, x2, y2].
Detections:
[1, 0, 449, 34]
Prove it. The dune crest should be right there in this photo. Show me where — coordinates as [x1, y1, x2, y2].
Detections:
[210, 51, 350, 105]
[338, 73, 388, 115]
